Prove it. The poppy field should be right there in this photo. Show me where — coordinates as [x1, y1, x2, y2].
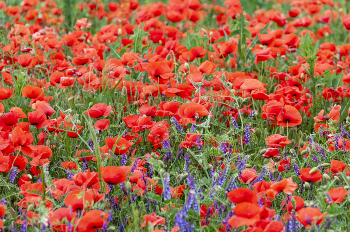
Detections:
[2, 0, 350, 231]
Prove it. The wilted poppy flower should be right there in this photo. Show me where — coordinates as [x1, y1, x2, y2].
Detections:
[85, 103, 111, 118]
[295, 207, 327, 229]
[227, 188, 258, 204]
[299, 168, 322, 182]
[105, 136, 133, 155]
[326, 187, 349, 204]
[100, 166, 127, 185]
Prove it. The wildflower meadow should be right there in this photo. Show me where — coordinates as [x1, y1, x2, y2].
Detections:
[1, 0, 350, 231]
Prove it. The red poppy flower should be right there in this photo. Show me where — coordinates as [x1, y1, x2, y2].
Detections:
[278, 156, 291, 172]
[22, 85, 44, 99]
[94, 119, 110, 131]
[238, 168, 258, 184]
[85, 103, 111, 118]
[78, 210, 108, 232]
[227, 188, 258, 204]
[49, 208, 77, 232]
[295, 207, 327, 229]
[100, 166, 128, 185]
[299, 168, 322, 182]
[17, 54, 33, 67]
[73, 169, 99, 187]
[28, 110, 47, 129]
[325, 187, 349, 204]
[140, 212, 166, 229]
[330, 160, 347, 173]
[343, 15, 350, 30]
[146, 61, 175, 84]
[122, 115, 155, 132]
[281, 196, 304, 211]
[267, 178, 298, 199]
[276, 105, 302, 127]
[156, 101, 181, 117]
[64, 190, 94, 211]
[105, 136, 133, 155]
[227, 202, 261, 228]
[180, 133, 203, 148]
[266, 134, 291, 148]
[263, 147, 281, 159]
[0, 87, 14, 101]
[61, 161, 78, 170]
[178, 102, 209, 125]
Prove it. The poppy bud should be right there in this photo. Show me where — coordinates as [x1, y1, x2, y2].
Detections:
[157, 160, 164, 168]
[301, 150, 308, 156]
[213, 172, 220, 180]
[259, 149, 267, 155]
[148, 96, 153, 105]
[182, 173, 188, 179]
[125, 181, 132, 192]
[304, 182, 310, 189]
[300, 73, 304, 79]
[291, 197, 297, 210]
[208, 164, 213, 170]
[306, 93, 311, 98]
[291, 139, 295, 144]
[118, 28, 122, 36]
[166, 54, 171, 61]
[122, 86, 127, 96]
[346, 116, 350, 122]
[88, 102, 94, 108]
[245, 164, 251, 168]
[147, 222, 154, 231]
[300, 141, 305, 148]
[159, 168, 165, 175]
[209, 31, 213, 37]
[334, 176, 340, 182]
[323, 173, 331, 181]
[27, 204, 34, 212]
[309, 167, 319, 174]
[321, 163, 330, 167]
[184, 62, 190, 70]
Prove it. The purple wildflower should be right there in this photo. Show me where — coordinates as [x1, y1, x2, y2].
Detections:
[9, 167, 18, 184]
[231, 117, 239, 129]
[163, 173, 171, 200]
[171, 117, 182, 131]
[244, 124, 251, 144]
